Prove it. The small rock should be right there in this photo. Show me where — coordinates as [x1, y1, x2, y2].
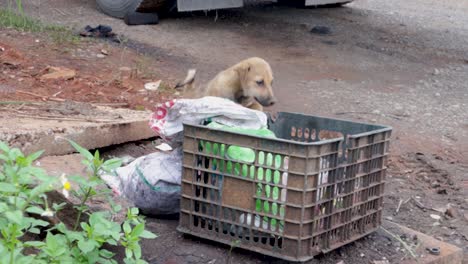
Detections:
[430, 214, 441, 220]
[35, 39, 40, 43]
[144, 80, 161, 91]
[431, 181, 441, 188]
[435, 92, 441, 97]
[373, 261, 389, 264]
[360, 253, 365, 257]
[100, 49, 109, 55]
[336, 261, 344, 264]
[437, 189, 448, 195]
[464, 213, 468, 222]
[96, 54, 106, 58]
[310, 26, 332, 35]
[40, 66, 76, 80]
[433, 68, 440, 75]
[445, 206, 458, 218]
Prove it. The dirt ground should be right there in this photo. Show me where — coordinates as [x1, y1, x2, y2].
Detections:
[1, 0, 468, 263]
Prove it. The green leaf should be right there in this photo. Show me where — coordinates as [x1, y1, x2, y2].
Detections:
[30, 169, 55, 182]
[26, 206, 45, 215]
[123, 221, 131, 234]
[86, 249, 101, 264]
[125, 248, 133, 259]
[9, 148, 23, 161]
[106, 239, 118, 246]
[56, 222, 67, 233]
[0, 154, 9, 161]
[52, 202, 67, 211]
[5, 210, 23, 224]
[29, 228, 41, 234]
[0, 182, 18, 193]
[45, 232, 59, 252]
[99, 249, 115, 258]
[139, 230, 157, 239]
[24, 241, 45, 247]
[30, 182, 55, 198]
[130, 208, 139, 215]
[0, 202, 8, 213]
[0, 141, 9, 153]
[80, 222, 91, 232]
[30, 219, 50, 227]
[133, 244, 142, 259]
[68, 140, 93, 161]
[94, 150, 100, 161]
[78, 239, 96, 254]
[131, 223, 145, 237]
[26, 150, 44, 164]
[66, 231, 83, 242]
[102, 158, 122, 172]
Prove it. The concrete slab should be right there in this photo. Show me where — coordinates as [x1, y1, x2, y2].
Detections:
[0, 102, 155, 156]
[385, 221, 464, 264]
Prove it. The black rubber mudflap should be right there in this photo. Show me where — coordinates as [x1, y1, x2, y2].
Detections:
[124, 11, 159, 25]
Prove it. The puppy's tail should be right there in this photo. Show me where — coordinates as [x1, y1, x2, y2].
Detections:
[175, 69, 197, 92]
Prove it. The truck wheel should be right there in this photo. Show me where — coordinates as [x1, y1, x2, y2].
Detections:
[96, 0, 175, 19]
[277, 0, 352, 8]
[96, 0, 142, 19]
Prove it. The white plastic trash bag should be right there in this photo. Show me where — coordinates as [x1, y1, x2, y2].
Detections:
[103, 97, 270, 216]
[102, 148, 182, 215]
[149, 96, 268, 145]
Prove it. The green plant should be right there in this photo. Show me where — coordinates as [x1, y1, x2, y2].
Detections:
[0, 8, 43, 32]
[226, 239, 241, 264]
[134, 55, 158, 80]
[0, 1, 80, 45]
[0, 141, 157, 264]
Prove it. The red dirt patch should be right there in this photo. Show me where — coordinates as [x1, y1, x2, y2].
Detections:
[0, 29, 177, 111]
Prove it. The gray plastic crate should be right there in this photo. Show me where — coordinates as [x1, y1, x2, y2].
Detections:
[178, 112, 392, 262]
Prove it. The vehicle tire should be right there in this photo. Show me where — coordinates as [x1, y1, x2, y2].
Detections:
[277, 0, 352, 8]
[96, 0, 142, 19]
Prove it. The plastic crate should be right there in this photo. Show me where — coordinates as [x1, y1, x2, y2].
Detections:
[177, 112, 392, 262]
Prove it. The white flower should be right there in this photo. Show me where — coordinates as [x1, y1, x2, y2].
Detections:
[41, 209, 54, 217]
[60, 174, 71, 198]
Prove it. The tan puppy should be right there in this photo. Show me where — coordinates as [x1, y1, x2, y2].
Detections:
[175, 57, 277, 111]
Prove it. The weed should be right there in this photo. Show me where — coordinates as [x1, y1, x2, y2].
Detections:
[134, 55, 157, 79]
[0, 2, 80, 46]
[0, 140, 157, 263]
[0, 8, 43, 32]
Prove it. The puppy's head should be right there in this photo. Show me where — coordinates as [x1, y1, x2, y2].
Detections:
[237, 57, 277, 107]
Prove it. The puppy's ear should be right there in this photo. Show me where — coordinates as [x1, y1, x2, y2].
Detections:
[236, 62, 251, 82]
